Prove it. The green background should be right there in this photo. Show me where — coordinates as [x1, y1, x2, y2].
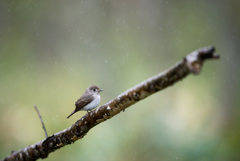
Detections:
[0, 1, 239, 161]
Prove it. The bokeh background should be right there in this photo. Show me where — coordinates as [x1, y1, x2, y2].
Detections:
[0, 0, 239, 161]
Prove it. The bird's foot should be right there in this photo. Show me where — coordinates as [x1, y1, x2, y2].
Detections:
[87, 110, 92, 113]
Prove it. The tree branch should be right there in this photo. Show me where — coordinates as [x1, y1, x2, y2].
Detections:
[2, 46, 219, 161]
[34, 105, 48, 139]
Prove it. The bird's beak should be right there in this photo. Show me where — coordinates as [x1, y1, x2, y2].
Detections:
[99, 89, 103, 92]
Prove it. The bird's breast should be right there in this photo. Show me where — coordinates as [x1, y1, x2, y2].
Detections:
[82, 95, 101, 111]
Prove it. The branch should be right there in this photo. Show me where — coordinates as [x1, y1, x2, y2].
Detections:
[2, 46, 219, 161]
[34, 105, 48, 138]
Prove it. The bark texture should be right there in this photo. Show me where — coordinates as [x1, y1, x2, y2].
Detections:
[2, 46, 219, 161]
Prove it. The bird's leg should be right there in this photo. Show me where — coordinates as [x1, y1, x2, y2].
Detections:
[87, 110, 92, 113]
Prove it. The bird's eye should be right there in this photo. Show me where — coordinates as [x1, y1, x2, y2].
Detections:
[93, 88, 96, 92]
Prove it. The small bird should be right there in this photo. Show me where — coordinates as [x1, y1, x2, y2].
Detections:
[67, 85, 103, 119]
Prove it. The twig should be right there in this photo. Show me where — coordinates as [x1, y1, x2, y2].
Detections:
[34, 105, 48, 138]
[2, 46, 219, 161]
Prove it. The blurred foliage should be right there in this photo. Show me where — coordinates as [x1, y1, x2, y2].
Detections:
[0, 0, 240, 161]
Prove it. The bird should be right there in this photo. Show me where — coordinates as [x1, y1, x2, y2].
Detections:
[67, 85, 103, 119]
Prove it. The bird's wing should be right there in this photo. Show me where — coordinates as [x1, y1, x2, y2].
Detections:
[75, 93, 93, 110]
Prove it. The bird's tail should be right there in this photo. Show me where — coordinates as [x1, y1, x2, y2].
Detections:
[67, 110, 75, 119]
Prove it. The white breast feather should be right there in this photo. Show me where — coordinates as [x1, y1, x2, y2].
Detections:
[82, 95, 101, 111]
